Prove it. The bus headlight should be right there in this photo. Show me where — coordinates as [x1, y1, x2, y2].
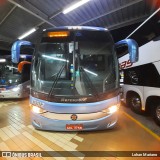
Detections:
[12, 87, 20, 92]
[102, 105, 119, 114]
[30, 105, 46, 114]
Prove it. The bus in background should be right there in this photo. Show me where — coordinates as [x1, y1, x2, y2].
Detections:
[0, 54, 32, 98]
[119, 37, 160, 126]
[119, 9, 160, 126]
[12, 26, 138, 131]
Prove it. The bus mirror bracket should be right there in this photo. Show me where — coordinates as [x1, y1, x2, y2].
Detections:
[115, 39, 139, 63]
[11, 40, 33, 63]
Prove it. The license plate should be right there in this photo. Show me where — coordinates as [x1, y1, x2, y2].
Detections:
[66, 124, 83, 130]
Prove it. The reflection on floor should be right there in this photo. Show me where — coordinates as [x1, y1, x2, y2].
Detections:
[0, 99, 160, 160]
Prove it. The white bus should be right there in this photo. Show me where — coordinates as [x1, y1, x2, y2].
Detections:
[119, 37, 160, 126]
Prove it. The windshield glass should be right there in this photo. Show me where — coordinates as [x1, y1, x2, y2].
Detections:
[31, 30, 119, 101]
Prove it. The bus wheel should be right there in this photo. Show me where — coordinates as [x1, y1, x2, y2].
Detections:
[128, 93, 142, 114]
[153, 104, 160, 126]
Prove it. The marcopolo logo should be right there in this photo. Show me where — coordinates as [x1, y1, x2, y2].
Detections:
[61, 98, 87, 102]
[71, 114, 78, 121]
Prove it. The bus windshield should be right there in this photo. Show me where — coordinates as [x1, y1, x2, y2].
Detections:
[31, 29, 119, 102]
[0, 56, 31, 87]
[0, 57, 21, 86]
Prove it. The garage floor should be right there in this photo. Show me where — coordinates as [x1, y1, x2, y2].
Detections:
[0, 99, 160, 160]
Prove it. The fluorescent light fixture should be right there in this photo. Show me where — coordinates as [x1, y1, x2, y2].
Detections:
[0, 59, 6, 62]
[18, 28, 36, 40]
[42, 55, 69, 62]
[84, 68, 98, 76]
[63, 0, 90, 14]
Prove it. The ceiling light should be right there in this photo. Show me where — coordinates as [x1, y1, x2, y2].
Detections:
[63, 0, 90, 14]
[18, 28, 36, 40]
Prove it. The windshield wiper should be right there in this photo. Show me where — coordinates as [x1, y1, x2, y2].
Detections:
[79, 66, 99, 99]
[47, 64, 65, 99]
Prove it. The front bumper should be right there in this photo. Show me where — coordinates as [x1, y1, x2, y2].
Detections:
[31, 112, 118, 131]
[0, 89, 29, 98]
[30, 95, 119, 131]
[0, 81, 30, 99]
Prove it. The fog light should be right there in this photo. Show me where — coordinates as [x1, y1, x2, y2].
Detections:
[102, 105, 119, 114]
[33, 120, 41, 128]
[12, 87, 20, 92]
[31, 105, 46, 114]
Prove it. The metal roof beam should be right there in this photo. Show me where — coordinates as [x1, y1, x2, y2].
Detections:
[0, 46, 11, 51]
[0, 37, 13, 50]
[8, 0, 56, 27]
[49, 10, 62, 20]
[126, 7, 160, 38]
[0, 35, 13, 43]
[78, 0, 143, 25]
[108, 14, 148, 30]
[0, 5, 16, 26]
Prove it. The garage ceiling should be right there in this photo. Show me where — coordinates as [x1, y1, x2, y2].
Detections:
[0, 0, 159, 52]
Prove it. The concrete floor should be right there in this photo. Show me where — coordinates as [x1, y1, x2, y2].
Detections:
[0, 98, 160, 160]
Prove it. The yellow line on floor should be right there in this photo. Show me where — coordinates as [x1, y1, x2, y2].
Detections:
[122, 111, 160, 141]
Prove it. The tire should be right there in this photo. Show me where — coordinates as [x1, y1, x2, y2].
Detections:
[152, 104, 160, 126]
[127, 93, 142, 114]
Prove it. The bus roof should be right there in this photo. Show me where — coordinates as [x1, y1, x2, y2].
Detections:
[43, 26, 108, 32]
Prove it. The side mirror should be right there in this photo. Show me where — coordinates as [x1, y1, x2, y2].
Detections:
[116, 39, 139, 63]
[11, 40, 33, 63]
[18, 61, 31, 73]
